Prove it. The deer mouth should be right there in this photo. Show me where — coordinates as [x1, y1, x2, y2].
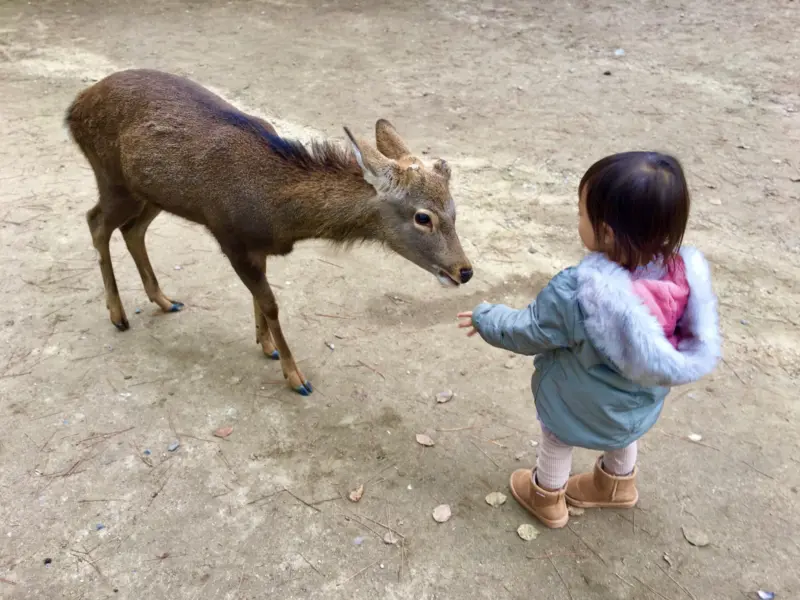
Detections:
[435, 268, 460, 288]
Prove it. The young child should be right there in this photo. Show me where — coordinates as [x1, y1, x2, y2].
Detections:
[458, 151, 720, 528]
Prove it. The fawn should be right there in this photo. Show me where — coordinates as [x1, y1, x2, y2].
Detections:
[66, 69, 473, 395]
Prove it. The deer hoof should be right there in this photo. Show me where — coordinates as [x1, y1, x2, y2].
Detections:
[269, 350, 280, 360]
[168, 302, 184, 313]
[113, 318, 130, 332]
[293, 381, 313, 396]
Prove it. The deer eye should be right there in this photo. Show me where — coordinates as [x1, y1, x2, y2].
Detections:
[414, 212, 431, 226]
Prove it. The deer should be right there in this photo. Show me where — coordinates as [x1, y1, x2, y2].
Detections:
[65, 69, 473, 396]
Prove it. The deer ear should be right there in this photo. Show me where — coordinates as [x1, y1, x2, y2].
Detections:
[375, 119, 412, 160]
[433, 158, 451, 181]
[344, 126, 398, 191]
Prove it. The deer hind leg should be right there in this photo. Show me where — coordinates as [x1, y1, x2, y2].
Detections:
[120, 202, 184, 313]
[253, 257, 278, 359]
[227, 249, 311, 396]
[254, 297, 279, 360]
[86, 185, 141, 331]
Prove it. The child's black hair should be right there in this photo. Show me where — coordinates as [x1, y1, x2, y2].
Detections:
[579, 151, 690, 269]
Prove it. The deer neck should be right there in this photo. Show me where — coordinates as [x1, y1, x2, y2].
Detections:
[284, 172, 384, 245]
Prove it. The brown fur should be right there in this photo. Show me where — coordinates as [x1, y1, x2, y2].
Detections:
[65, 69, 472, 395]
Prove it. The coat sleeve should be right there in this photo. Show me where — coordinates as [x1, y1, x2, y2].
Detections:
[471, 268, 578, 355]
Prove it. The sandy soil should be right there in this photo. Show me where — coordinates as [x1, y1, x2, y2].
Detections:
[1, 1, 799, 599]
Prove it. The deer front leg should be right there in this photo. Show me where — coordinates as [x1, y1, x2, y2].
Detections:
[228, 251, 312, 396]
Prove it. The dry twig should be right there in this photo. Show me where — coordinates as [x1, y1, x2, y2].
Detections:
[469, 439, 501, 469]
[655, 563, 698, 600]
[548, 557, 575, 600]
[337, 558, 382, 587]
[633, 576, 673, 600]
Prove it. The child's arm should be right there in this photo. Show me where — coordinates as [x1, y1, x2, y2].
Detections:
[463, 270, 576, 355]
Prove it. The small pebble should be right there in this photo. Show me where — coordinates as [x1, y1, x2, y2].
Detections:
[96, 523, 105, 531]
[740, 319, 750, 325]
[135, 308, 142, 314]
[529, 440, 539, 447]
[568, 506, 585, 516]
[603, 70, 612, 76]
[44, 558, 52, 566]
[432, 504, 452, 523]
[383, 532, 400, 545]
[354, 536, 364, 546]
[174, 265, 182, 270]
[143, 449, 151, 456]
[436, 390, 454, 404]
[614, 48, 626, 56]
[757, 592, 775, 600]
[167, 441, 180, 452]
[688, 433, 703, 442]
[213, 426, 234, 439]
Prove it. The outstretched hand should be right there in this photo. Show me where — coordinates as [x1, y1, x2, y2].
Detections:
[457, 311, 478, 337]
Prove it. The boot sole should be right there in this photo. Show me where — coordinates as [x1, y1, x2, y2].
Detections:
[509, 482, 569, 529]
[565, 491, 639, 509]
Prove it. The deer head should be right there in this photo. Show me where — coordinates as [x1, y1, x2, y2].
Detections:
[343, 120, 473, 287]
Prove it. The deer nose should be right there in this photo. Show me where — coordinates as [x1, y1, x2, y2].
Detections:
[459, 267, 473, 284]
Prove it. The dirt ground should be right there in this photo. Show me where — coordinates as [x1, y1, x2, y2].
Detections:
[1, 0, 798, 598]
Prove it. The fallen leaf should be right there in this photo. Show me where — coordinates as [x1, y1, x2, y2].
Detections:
[567, 506, 585, 516]
[432, 504, 451, 523]
[517, 523, 539, 541]
[436, 390, 454, 403]
[688, 433, 703, 442]
[383, 531, 399, 545]
[348, 484, 364, 503]
[485, 492, 507, 507]
[682, 526, 710, 547]
[213, 426, 234, 439]
[416, 433, 435, 447]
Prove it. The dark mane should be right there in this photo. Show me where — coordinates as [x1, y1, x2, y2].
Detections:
[214, 108, 357, 173]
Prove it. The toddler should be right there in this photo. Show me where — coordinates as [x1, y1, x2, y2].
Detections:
[458, 151, 720, 528]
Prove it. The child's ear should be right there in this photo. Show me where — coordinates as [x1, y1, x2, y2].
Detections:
[602, 224, 615, 247]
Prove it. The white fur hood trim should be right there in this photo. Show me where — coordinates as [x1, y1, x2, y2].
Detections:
[575, 247, 721, 387]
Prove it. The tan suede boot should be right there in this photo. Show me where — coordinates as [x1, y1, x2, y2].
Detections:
[509, 468, 569, 529]
[565, 456, 638, 508]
